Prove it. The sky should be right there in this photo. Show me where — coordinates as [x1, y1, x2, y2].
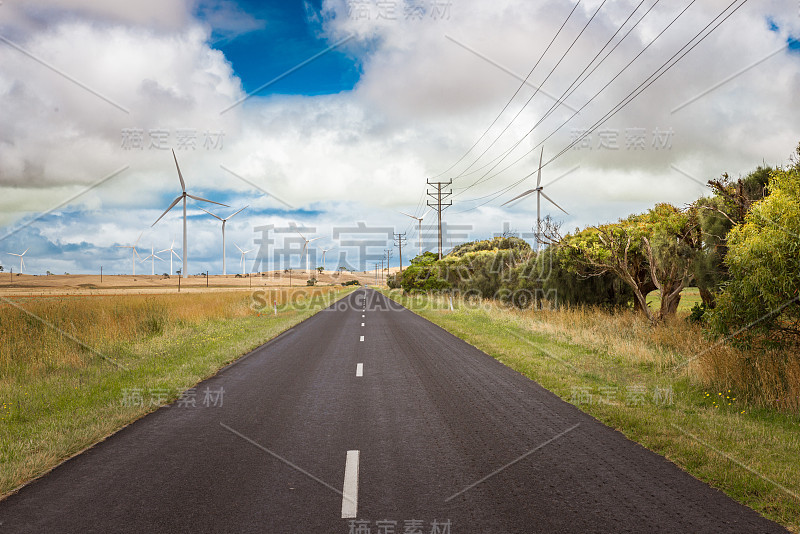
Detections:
[0, 0, 799, 275]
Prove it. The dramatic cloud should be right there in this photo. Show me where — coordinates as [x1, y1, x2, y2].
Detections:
[1, 0, 799, 274]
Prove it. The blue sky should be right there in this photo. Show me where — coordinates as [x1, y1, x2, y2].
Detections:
[202, 0, 362, 96]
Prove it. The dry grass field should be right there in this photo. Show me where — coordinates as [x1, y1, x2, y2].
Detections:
[0, 269, 391, 298]
[0, 286, 356, 497]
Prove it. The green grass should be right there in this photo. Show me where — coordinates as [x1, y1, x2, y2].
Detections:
[646, 286, 703, 312]
[381, 289, 800, 533]
[0, 288, 356, 498]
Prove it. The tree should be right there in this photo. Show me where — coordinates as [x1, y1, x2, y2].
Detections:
[398, 253, 450, 293]
[565, 204, 695, 322]
[692, 166, 771, 308]
[709, 165, 800, 348]
[316, 266, 324, 273]
[537, 246, 632, 309]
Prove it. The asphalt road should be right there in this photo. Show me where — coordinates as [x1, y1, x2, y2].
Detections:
[0, 288, 788, 533]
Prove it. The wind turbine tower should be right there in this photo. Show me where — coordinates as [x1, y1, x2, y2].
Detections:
[116, 232, 142, 275]
[399, 208, 431, 258]
[501, 147, 568, 250]
[235, 244, 253, 276]
[199, 205, 247, 276]
[295, 229, 323, 277]
[7, 248, 28, 274]
[140, 246, 163, 276]
[152, 150, 228, 278]
[158, 240, 181, 277]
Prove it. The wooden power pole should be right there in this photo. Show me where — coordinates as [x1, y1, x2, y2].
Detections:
[393, 232, 407, 272]
[426, 180, 452, 259]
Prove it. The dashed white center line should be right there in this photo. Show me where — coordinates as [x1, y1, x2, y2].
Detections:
[341, 450, 360, 518]
[361, 322, 365, 327]
[356, 363, 363, 377]
[359, 335, 364, 342]
[362, 314, 365, 318]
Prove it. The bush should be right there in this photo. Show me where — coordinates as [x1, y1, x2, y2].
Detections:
[708, 165, 800, 349]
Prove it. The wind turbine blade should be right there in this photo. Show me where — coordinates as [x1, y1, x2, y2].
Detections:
[540, 192, 569, 215]
[295, 228, 307, 241]
[234, 244, 243, 253]
[309, 236, 323, 243]
[536, 146, 544, 188]
[198, 206, 223, 221]
[171, 249, 181, 259]
[152, 195, 184, 226]
[134, 232, 143, 246]
[172, 149, 186, 192]
[421, 208, 433, 219]
[186, 194, 228, 207]
[501, 189, 537, 206]
[227, 206, 248, 220]
[21, 248, 29, 256]
[398, 211, 417, 220]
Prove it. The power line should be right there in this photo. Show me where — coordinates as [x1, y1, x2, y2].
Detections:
[542, 0, 748, 172]
[429, 0, 583, 181]
[449, 0, 609, 182]
[454, 0, 739, 214]
[453, 0, 658, 200]
[464, 0, 749, 214]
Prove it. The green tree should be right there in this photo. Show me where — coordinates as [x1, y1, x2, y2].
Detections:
[692, 166, 771, 308]
[398, 252, 450, 293]
[709, 166, 800, 348]
[537, 246, 632, 309]
[565, 204, 695, 322]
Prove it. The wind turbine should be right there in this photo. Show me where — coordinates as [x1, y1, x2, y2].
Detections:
[295, 229, 323, 277]
[157, 239, 181, 277]
[198, 205, 247, 276]
[320, 246, 335, 272]
[501, 147, 568, 250]
[116, 232, 142, 275]
[152, 149, 228, 278]
[140, 246, 163, 276]
[399, 208, 431, 258]
[7, 248, 28, 274]
[234, 243, 253, 276]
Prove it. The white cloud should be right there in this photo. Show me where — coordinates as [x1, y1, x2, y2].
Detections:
[1, 0, 800, 274]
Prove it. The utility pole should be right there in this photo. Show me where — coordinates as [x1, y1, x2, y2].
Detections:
[427, 179, 452, 259]
[384, 249, 392, 281]
[100, 266, 103, 284]
[393, 232, 407, 272]
[375, 263, 379, 285]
